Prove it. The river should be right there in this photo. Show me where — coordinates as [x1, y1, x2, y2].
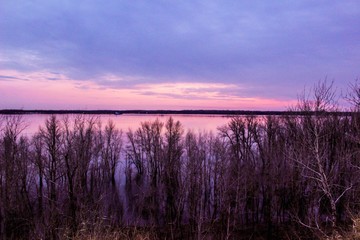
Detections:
[12, 114, 234, 136]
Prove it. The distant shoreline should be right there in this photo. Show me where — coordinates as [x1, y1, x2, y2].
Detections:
[0, 109, 354, 116]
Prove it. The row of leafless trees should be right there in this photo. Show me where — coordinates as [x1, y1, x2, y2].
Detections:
[1, 81, 360, 239]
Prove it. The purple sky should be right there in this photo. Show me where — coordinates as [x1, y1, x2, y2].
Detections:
[0, 1, 359, 110]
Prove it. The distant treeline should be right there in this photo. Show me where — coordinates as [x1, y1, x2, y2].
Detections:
[1, 81, 360, 240]
[0, 109, 354, 116]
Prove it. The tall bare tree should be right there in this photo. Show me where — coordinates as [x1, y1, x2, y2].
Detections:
[40, 115, 64, 239]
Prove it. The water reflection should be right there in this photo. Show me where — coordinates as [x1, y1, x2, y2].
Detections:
[18, 114, 232, 136]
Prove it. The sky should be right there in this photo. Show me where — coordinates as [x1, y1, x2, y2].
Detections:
[0, 0, 359, 110]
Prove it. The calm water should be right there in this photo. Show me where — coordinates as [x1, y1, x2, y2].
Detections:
[16, 114, 233, 136]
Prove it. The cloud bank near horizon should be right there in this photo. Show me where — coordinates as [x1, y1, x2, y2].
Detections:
[0, 0, 359, 109]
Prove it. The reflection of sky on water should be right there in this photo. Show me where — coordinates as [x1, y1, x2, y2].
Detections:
[17, 114, 233, 137]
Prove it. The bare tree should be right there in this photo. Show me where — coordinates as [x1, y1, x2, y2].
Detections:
[163, 117, 184, 236]
[0, 115, 29, 239]
[102, 119, 123, 185]
[288, 80, 350, 237]
[40, 115, 64, 239]
[133, 119, 164, 225]
[73, 116, 98, 195]
[61, 116, 79, 236]
[138, 119, 164, 186]
[126, 129, 145, 176]
[31, 133, 45, 220]
[346, 78, 360, 111]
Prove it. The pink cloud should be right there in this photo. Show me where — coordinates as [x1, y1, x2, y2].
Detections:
[0, 70, 295, 110]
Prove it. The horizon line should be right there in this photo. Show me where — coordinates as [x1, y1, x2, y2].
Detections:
[0, 109, 355, 116]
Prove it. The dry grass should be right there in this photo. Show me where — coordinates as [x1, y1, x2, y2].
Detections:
[336, 217, 360, 240]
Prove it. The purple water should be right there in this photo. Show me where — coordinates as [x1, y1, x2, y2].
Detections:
[18, 114, 232, 136]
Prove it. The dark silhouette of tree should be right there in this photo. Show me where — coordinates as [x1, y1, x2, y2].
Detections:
[1, 80, 360, 239]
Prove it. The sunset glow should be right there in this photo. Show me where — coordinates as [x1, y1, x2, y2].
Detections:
[1, 70, 295, 110]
